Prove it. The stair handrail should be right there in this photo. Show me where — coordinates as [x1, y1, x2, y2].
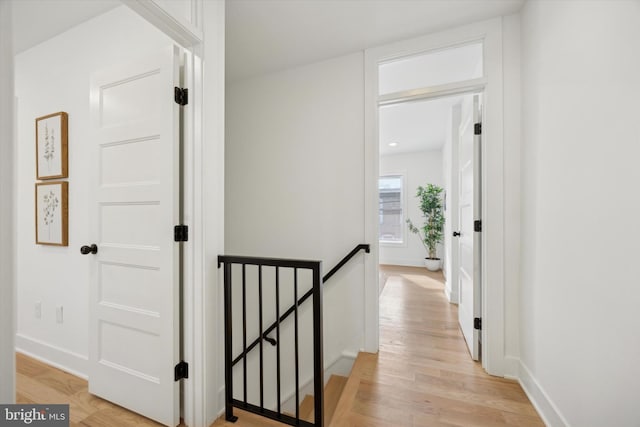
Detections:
[218, 255, 324, 426]
[229, 243, 370, 366]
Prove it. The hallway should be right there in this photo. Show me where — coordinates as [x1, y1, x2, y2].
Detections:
[15, 265, 545, 427]
[331, 265, 544, 426]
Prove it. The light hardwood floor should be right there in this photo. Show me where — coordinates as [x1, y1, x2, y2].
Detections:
[16, 353, 173, 427]
[17, 265, 544, 427]
[331, 265, 544, 427]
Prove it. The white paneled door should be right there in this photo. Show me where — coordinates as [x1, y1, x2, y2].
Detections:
[88, 46, 182, 426]
[457, 94, 482, 361]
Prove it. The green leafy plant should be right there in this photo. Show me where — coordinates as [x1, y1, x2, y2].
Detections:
[406, 184, 445, 259]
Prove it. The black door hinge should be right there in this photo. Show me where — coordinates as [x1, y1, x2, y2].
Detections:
[474, 317, 482, 330]
[174, 361, 189, 381]
[174, 225, 189, 242]
[474, 122, 482, 135]
[174, 87, 188, 106]
[474, 220, 482, 232]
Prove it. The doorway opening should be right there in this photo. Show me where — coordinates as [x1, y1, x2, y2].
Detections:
[7, 0, 223, 424]
[374, 42, 485, 361]
[12, 4, 196, 426]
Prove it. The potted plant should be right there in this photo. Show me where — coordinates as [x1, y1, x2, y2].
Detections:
[406, 184, 445, 271]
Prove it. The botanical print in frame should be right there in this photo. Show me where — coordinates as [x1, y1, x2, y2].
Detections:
[35, 181, 68, 246]
[36, 111, 68, 180]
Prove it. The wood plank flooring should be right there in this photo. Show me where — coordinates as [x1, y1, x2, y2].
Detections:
[15, 353, 172, 427]
[330, 265, 544, 427]
[16, 265, 543, 427]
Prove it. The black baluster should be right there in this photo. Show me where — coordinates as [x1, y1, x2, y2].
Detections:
[276, 266, 281, 415]
[294, 268, 300, 422]
[313, 263, 324, 427]
[242, 264, 247, 405]
[223, 261, 237, 422]
[259, 265, 264, 410]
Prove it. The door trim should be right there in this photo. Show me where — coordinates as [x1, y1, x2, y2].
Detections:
[122, 0, 203, 47]
[364, 17, 506, 376]
[0, 0, 16, 403]
[378, 77, 486, 106]
[124, 1, 225, 426]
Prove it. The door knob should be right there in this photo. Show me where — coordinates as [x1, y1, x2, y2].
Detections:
[453, 231, 461, 237]
[80, 244, 98, 255]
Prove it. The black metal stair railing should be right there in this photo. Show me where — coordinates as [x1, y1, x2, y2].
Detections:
[232, 244, 371, 365]
[217, 244, 370, 427]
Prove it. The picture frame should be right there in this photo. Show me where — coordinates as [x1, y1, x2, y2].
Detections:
[35, 111, 68, 180]
[35, 181, 68, 246]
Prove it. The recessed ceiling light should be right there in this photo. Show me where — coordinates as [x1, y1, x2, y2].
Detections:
[389, 142, 398, 147]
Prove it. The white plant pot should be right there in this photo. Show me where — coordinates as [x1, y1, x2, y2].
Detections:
[424, 258, 441, 271]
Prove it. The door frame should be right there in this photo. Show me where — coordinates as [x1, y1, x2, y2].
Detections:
[125, 2, 226, 426]
[363, 17, 506, 376]
[0, 0, 16, 405]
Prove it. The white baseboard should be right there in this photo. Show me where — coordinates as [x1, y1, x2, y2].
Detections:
[503, 355, 520, 380]
[217, 386, 225, 418]
[15, 333, 88, 380]
[378, 258, 424, 267]
[445, 285, 460, 304]
[448, 292, 459, 304]
[326, 350, 358, 378]
[517, 360, 569, 427]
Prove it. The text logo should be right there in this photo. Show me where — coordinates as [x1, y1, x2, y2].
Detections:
[0, 405, 69, 427]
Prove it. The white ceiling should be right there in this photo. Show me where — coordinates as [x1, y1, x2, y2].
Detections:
[12, 0, 120, 54]
[379, 95, 467, 156]
[226, 0, 524, 82]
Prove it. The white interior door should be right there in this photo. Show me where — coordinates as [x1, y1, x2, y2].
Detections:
[88, 45, 182, 426]
[457, 94, 481, 361]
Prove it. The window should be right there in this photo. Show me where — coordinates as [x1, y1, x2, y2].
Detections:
[379, 175, 404, 244]
[378, 42, 483, 95]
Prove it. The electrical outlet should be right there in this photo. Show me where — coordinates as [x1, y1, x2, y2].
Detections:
[35, 301, 41, 319]
[56, 306, 63, 324]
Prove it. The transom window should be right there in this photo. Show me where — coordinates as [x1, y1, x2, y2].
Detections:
[378, 42, 483, 95]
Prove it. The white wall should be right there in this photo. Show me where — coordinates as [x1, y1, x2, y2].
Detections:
[0, 0, 16, 404]
[202, 0, 227, 423]
[379, 150, 443, 266]
[15, 6, 173, 376]
[226, 52, 365, 404]
[502, 13, 522, 374]
[519, 2, 640, 426]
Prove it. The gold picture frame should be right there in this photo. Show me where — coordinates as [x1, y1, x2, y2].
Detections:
[36, 111, 68, 180]
[35, 181, 68, 246]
